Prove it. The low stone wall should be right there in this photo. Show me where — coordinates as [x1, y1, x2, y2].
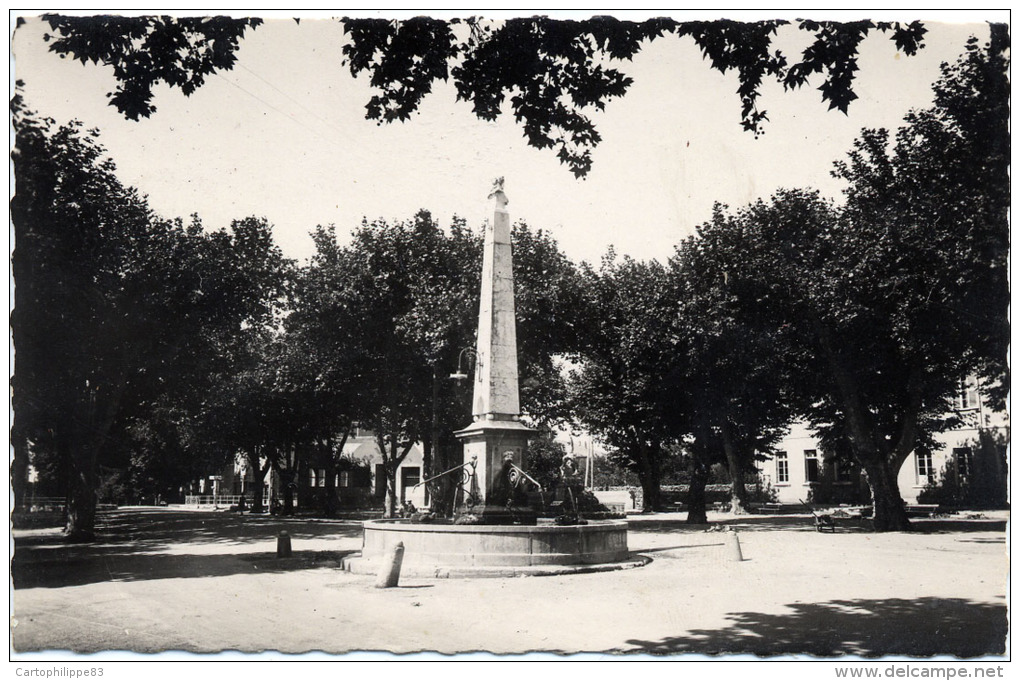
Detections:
[592, 489, 637, 511]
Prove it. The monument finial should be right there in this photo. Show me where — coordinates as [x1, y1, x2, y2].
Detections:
[488, 177, 508, 207]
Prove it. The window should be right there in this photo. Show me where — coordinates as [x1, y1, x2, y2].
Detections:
[401, 467, 421, 495]
[832, 457, 855, 483]
[775, 452, 789, 483]
[317, 468, 326, 487]
[339, 471, 350, 488]
[916, 451, 934, 484]
[955, 376, 979, 410]
[954, 447, 973, 481]
[804, 450, 820, 483]
[308, 469, 317, 487]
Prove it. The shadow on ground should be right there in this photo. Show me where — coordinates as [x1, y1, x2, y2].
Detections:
[625, 514, 1007, 535]
[622, 597, 1007, 658]
[13, 549, 357, 589]
[16, 509, 363, 546]
[13, 509, 362, 589]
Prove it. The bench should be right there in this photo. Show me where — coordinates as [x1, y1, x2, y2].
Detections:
[905, 504, 940, 518]
[756, 503, 783, 514]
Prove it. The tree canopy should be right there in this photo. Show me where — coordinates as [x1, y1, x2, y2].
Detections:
[36, 14, 930, 176]
[568, 253, 678, 512]
[11, 23, 1008, 535]
[11, 104, 291, 538]
[691, 31, 1009, 531]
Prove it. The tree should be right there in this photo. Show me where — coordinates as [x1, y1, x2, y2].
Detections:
[699, 189, 928, 531]
[123, 216, 292, 508]
[10, 104, 290, 538]
[834, 28, 1009, 402]
[665, 233, 797, 519]
[820, 33, 1007, 529]
[568, 252, 678, 512]
[34, 14, 929, 177]
[37, 15, 262, 120]
[280, 236, 368, 515]
[298, 213, 475, 517]
[706, 41, 1009, 530]
[522, 431, 568, 492]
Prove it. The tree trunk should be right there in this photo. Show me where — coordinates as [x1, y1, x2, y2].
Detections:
[377, 428, 413, 518]
[324, 426, 352, 518]
[247, 448, 265, 513]
[324, 459, 339, 518]
[686, 454, 709, 525]
[282, 453, 297, 516]
[64, 440, 97, 542]
[62, 375, 128, 541]
[862, 458, 911, 532]
[426, 364, 439, 508]
[256, 459, 274, 514]
[10, 424, 32, 511]
[627, 431, 663, 513]
[812, 317, 916, 532]
[384, 465, 398, 518]
[634, 441, 662, 513]
[721, 420, 751, 514]
[639, 474, 660, 514]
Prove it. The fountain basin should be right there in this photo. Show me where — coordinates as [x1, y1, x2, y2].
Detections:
[341, 518, 646, 578]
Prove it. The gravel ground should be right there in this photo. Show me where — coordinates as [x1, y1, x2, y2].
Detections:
[11, 508, 1009, 658]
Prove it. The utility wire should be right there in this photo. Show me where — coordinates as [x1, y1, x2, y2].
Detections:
[236, 61, 339, 134]
[212, 70, 343, 151]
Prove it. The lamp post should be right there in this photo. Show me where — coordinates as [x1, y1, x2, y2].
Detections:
[428, 347, 477, 514]
[449, 347, 478, 382]
[422, 348, 478, 513]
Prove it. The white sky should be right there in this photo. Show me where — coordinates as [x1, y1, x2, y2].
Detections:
[9, 10, 1005, 266]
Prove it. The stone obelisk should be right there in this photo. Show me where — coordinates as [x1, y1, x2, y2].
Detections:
[454, 179, 535, 523]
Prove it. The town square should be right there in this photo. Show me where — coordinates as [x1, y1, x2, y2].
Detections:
[9, 10, 1011, 671]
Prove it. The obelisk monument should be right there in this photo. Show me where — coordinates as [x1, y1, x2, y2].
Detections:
[454, 179, 535, 523]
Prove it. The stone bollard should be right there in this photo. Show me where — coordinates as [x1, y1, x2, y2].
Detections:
[727, 529, 743, 562]
[277, 530, 292, 558]
[375, 541, 405, 588]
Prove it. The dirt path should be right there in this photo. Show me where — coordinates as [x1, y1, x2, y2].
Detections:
[11, 509, 1008, 657]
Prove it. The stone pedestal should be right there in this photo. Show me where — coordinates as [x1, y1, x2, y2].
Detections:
[454, 418, 536, 524]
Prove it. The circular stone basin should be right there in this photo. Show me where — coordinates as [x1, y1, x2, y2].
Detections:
[342, 518, 646, 578]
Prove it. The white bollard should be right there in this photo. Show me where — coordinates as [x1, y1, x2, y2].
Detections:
[375, 541, 405, 588]
[727, 529, 744, 562]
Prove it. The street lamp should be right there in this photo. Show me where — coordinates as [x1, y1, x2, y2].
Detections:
[421, 347, 478, 514]
[449, 347, 479, 381]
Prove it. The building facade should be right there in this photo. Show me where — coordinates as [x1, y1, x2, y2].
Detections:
[762, 378, 1008, 507]
[193, 426, 425, 510]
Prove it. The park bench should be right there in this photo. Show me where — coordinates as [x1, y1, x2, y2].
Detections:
[756, 503, 783, 514]
[26, 497, 65, 512]
[905, 504, 941, 518]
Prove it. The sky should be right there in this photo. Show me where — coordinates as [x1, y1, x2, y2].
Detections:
[9, 10, 1006, 267]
